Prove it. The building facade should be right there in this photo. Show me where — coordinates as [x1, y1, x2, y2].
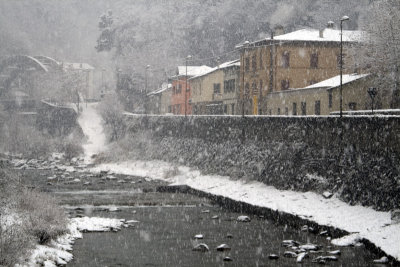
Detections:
[190, 60, 240, 115]
[170, 66, 212, 115]
[147, 83, 172, 114]
[266, 74, 372, 115]
[239, 27, 365, 115]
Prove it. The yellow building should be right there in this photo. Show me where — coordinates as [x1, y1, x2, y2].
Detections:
[190, 60, 240, 115]
[147, 83, 172, 114]
[239, 27, 366, 115]
[267, 73, 373, 115]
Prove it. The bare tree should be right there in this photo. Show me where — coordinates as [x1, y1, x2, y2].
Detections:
[98, 93, 126, 142]
[358, 0, 400, 108]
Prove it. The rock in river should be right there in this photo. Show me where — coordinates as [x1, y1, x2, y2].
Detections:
[282, 240, 300, 247]
[299, 244, 321, 251]
[223, 257, 233, 262]
[373, 256, 389, 264]
[192, 243, 209, 252]
[268, 254, 279, 260]
[216, 244, 231, 251]
[283, 251, 298, 258]
[236, 215, 251, 222]
[194, 234, 203, 239]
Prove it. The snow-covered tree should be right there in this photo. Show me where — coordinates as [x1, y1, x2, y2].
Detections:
[358, 0, 400, 108]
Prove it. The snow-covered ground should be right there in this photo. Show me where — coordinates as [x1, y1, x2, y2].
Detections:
[91, 160, 400, 261]
[17, 217, 126, 267]
[77, 103, 107, 163]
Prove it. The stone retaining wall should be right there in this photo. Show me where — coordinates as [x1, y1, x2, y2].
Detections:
[123, 114, 400, 211]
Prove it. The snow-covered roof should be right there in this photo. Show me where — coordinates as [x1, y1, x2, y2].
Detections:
[304, 73, 370, 89]
[270, 28, 366, 43]
[148, 83, 172, 96]
[175, 65, 213, 77]
[63, 62, 95, 70]
[189, 59, 240, 80]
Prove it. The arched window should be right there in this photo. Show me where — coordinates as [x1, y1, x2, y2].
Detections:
[282, 51, 290, 68]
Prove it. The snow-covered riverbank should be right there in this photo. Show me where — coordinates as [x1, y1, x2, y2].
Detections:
[17, 217, 127, 267]
[91, 160, 400, 262]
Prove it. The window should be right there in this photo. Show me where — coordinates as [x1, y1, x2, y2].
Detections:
[177, 84, 182, 93]
[244, 83, 250, 97]
[315, 100, 321, 115]
[245, 58, 250, 71]
[277, 108, 281, 115]
[231, 104, 235, 115]
[281, 79, 290, 91]
[193, 105, 198, 115]
[252, 81, 258, 96]
[301, 102, 307, 115]
[337, 54, 346, 69]
[173, 86, 176, 94]
[349, 102, 357, 110]
[224, 79, 235, 93]
[282, 51, 290, 68]
[168, 106, 171, 113]
[259, 51, 263, 69]
[252, 54, 257, 71]
[310, 52, 318, 68]
[224, 105, 227, 114]
[328, 91, 333, 108]
[293, 103, 297, 115]
[213, 83, 221, 94]
[285, 107, 289, 116]
[259, 80, 263, 94]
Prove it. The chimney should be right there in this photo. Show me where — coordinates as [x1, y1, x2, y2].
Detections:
[319, 29, 324, 38]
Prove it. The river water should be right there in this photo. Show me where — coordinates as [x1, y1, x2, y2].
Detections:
[67, 204, 377, 266]
[14, 164, 381, 266]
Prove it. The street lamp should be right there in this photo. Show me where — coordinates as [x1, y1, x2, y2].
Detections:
[241, 41, 250, 117]
[101, 68, 106, 96]
[339, 15, 349, 117]
[185, 55, 192, 117]
[145, 65, 150, 114]
[368, 87, 378, 114]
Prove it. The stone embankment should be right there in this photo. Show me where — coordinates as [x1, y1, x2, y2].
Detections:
[123, 114, 400, 211]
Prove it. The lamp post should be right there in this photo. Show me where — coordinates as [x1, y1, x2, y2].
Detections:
[185, 55, 192, 117]
[368, 87, 378, 114]
[145, 64, 150, 114]
[339, 15, 349, 117]
[241, 41, 250, 117]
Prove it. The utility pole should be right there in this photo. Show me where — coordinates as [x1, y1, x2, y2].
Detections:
[185, 55, 192, 117]
[340, 16, 349, 117]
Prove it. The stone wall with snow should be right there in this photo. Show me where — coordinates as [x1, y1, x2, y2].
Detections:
[123, 115, 400, 211]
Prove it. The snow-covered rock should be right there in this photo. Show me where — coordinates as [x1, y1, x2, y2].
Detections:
[192, 243, 209, 252]
[236, 215, 251, 222]
[373, 256, 389, 264]
[322, 191, 333, 199]
[216, 244, 231, 251]
[194, 234, 203, 239]
[331, 233, 362, 247]
[391, 210, 400, 223]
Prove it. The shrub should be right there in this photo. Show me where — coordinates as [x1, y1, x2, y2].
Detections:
[0, 219, 33, 266]
[18, 189, 68, 244]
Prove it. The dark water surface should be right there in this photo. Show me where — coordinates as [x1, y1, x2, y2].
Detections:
[13, 168, 379, 266]
[68, 205, 377, 267]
